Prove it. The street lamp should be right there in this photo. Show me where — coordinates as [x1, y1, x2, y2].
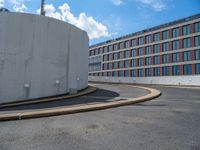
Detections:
[40, 0, 45, 16]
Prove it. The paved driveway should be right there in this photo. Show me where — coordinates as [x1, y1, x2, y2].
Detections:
[0, 83, 199, 150]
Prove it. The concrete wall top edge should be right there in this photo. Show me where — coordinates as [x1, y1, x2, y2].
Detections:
[0, 12, 88, 38]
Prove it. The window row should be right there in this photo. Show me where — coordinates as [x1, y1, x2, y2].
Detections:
[90, 64, 200, 77]
[101, 50, 200, 69]
[102, 49, 200, 64]
[90, 36, 200, 56]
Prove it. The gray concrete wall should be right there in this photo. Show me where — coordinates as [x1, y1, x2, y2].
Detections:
[0, 12, 88, 103]
[89, 76, 200, 86]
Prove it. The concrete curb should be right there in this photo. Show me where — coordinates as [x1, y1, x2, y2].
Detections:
[0, 85, 161, 121]
[0, 85, 97, 108]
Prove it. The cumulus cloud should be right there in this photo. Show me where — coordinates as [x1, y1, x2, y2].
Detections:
[37, 3, 109, 40]
[0, 0, 4, 7]
[136, 0, 166, 11]
[111, 0, 124, 6]
[36, 4, 62, 20]
[9, 0, 27, 12]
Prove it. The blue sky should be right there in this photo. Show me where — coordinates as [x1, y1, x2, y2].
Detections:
[1, 0, 200, 45]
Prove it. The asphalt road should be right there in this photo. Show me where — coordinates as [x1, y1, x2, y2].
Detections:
[0, 83, 200, 150]
[0, 83, 149, 112]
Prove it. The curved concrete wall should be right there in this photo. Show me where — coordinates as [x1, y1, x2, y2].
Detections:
[0, 12, 89, 103]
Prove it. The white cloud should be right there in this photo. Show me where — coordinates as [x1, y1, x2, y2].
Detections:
[9, 0, 27, 12]
[0, 0, 4, 7]
[136, 0, 166, 11]
[36, 4, 62, 20]
[111, 0, 124, 6]
[37, 3, 109, 40]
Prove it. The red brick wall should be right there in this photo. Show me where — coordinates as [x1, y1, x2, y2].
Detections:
[191, 36, 195, 47]
[192, 64, 196, 75]
[180, 65, 184, 75]
[160, 67, 163, 76]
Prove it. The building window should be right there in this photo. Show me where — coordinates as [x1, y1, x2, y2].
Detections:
[124, 60, 129, 68]
[163, 66, 170, 76]
[132, 59, 137, 67]
[119, 61, 123, 68]
[172, 40, 180, 50]
[146, 57, 152, 65]
[97, 48, 100, 54]
[89, 50, 92, 56]
[103, 64, 106, 70]
[138, 37, 143, 45]
[113, 62, 118, 69]
[163, 54, 170, 64]
[114, 44, 118, 51]
[103, 55, 107, 61]
[163, 30, 169, 40]
[107, 63, 112, 70]
[91, 50, 95, 56]
[103, 47, 107, 53]
[95, 49, 98, 55]
[195, 36, 200, 47]
[99, 48, 103, 54]
[183, 38, 191, 48]
[145, 35, 151, 43]
[138, 69, 143, 77]
[131, 70, 137, 77]
[172, 27, 180, 38]
[154, 33, 160, 42]
[138, 58, 144, 66]
[119, 42, 124, 49]
[131, 39, 137, 47]
[108, 45, 113, 52]
[145, 46, 151, 55]
[154, 56, 160, 64]
[183, 64, 192, 75]
[102, 72, 107, 77]
[196, 64, 200, 74]
[195, 22, 200, 33]
[114, 53, 118, 60]
[138, 48, 144, 56]
[119, 51, 123, 59]
[172, 65, 180, 75]
[195, 49, 200, 60]
[113, 71, 117, 77]
[145, 68, 151, 77]
[153, 44, 160, 53]
[108, 54, 112, 61]
[107, 72, 112, 77]
[118, 70, 123, 77]
[124, 70, 129, 77]
[183, 51, 191, 61]
[131, 49, 137, 57]
[125, 41, 130, 48]
[172, 53, 180, 62]
[154, 67, 160, 76]
[163, 42, 169, 52]
[124, 50, 129, 58]
[183, 25, 190, 35]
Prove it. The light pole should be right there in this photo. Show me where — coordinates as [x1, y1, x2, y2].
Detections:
[40, 0, 45, 16]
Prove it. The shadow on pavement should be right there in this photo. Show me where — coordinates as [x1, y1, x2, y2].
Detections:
[0, 89, 120, 111]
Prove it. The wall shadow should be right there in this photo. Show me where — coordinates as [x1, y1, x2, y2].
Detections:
[0, 89, 120, 111]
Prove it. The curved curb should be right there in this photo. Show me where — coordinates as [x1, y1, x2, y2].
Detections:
[0, 85, 97, 108]
[0, 85, 161, 121]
